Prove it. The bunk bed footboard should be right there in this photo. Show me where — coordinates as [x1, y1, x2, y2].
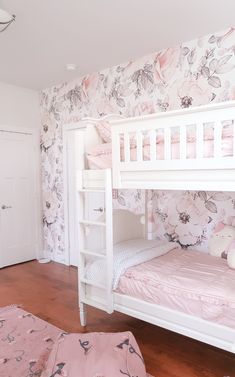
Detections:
[114, 293, 235, 354]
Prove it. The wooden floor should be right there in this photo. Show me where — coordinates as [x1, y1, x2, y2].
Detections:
[0, 261, 234, 377]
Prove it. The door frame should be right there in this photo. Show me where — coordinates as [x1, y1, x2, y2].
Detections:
[63, 121, 89, 266]
[63, 115, 124, 266]
[0, 125, 42, 261]
[62, 121, 86, 266]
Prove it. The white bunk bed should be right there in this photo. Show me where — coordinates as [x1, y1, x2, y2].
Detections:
[67, 101, 235, 354]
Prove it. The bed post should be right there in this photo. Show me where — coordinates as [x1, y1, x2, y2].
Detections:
[144, 189, 149, 239]
[79, 302, 87, 327]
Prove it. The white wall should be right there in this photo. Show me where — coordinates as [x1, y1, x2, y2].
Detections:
[0, 81, 43, 259]
[0, 81, 41, 129]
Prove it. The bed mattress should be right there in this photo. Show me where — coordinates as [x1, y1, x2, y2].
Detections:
[116, 249, 235, 329]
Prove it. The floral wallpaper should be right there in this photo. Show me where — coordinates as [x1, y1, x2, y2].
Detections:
[40, 27, 235, 263]
[147, 190, 235, 252]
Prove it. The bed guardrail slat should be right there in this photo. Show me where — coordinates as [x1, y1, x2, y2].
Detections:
[136, 131, 143, 161]
[214, 121, 222, 158]
[109, 101, 235, 190]
[233, 120, 235, 157]
[196, 123, 204, 159]
[117, 133, 122, 163]
[164, 127, 171, 160]
[124, 133, 130, 162]
[180, 125, 187, 160]
[149, 129, 156, 161]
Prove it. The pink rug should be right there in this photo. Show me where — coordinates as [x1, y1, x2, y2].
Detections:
[0, 305, 61, 376]
[0, 306, 154, 377]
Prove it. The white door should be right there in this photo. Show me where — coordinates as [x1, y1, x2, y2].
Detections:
[0, 130, 37, 267]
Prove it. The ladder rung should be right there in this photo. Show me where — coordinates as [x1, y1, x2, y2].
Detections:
[79, 220, 106, 227]
[80, 278, 105, 289]
[78, 188, 105, 193]
[80, 249, 106, 258]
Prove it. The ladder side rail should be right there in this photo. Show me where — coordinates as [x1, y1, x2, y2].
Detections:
[76, 170, 87, 325]
[105, 169, 114, 313]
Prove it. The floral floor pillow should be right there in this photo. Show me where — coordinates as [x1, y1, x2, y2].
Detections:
[42, 331, 151, 377]
[0, 306, 153, 377]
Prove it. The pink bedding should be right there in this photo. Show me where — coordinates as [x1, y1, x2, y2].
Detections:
[116, 249, 235, 329]
[86, 136, 234, 169]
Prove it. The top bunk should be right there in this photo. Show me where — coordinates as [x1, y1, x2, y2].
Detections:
[110, 101, 235, 191]
[65, 101, 235, 192]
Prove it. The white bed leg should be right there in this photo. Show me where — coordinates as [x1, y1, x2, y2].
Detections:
[79, 303, 87, 327]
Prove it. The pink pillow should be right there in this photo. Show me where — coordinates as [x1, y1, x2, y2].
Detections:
[86, 142, 112, 157]
[227, 240, 235, 269]
[95, 121, 138, 148]
[95, 121, 112, 143]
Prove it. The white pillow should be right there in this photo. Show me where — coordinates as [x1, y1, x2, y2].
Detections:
[227, 240, 235, 269]
[208, 223, 235, 259]
[114, 237, 163, 252]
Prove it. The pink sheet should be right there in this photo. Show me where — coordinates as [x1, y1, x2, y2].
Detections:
[86, 137, 234, 169]
[116, 249, 235, 329]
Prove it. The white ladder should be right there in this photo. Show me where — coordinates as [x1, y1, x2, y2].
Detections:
[77, 169, 113, 326]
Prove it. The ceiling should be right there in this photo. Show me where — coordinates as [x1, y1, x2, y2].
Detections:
[0, 0, 235, 91]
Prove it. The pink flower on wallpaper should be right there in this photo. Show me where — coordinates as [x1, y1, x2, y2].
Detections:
[168, 76, 213, 110]
[154, 47, 181, 83]
[132, 101, 155, 116]
[82, 73, 100, 97]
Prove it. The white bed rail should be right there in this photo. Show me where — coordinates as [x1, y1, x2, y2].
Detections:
[111, 101, 235, 191]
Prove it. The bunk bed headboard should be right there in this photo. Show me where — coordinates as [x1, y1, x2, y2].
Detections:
[113, 209, 145, 244]
[66, 114, 124, 169]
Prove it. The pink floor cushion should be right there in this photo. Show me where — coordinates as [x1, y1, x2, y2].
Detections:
[0, 306, 154, 377]
[42, 331, 149, 377]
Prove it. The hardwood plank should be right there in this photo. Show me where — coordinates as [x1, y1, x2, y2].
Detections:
[0, 261, 234, 377]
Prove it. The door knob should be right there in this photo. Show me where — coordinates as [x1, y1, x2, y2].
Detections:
[1, 205, 12, 210]
[93, 207, 104, 213]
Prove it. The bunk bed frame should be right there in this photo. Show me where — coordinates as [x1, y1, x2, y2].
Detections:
[65, 101, 235, 354]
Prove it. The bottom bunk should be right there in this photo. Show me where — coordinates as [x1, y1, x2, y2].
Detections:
[80, 239, 235, 354]
[75, 168, 235, 354]
[116, 248, 235, 330]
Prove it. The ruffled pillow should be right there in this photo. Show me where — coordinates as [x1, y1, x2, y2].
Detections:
[227, 240, 235, 269]
[95, 121, 138, 148]
[95, 121, 112, 143]
[208, 222, 235, 259]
